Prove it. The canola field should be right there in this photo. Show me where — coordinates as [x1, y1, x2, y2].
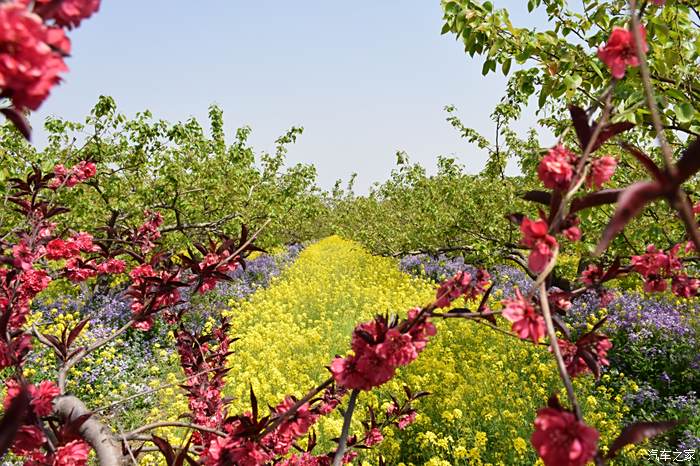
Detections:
[151, 237, 643, 465]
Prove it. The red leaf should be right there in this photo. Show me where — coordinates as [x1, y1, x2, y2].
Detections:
[620, 143, 666, 182]
[595, 181, 664, 255]
[0, 384, 29, 457]
[570, 106, 592, 151]
[1, 108, 31, 140]
[571, 189, 623, 213]
[578, 349, 601, 380]
[607, 420, 681, 459]
[594, 122, 634, 151]
[522, 190, 551, 206]
[506, 213, 525, 225]
[569, 106, 634, 152]
[674, 138, 700, 185]
[67, 318, 90, 348]
[151, 435, 176, 465]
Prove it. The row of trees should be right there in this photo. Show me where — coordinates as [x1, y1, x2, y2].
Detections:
[0, 0, 699, 465]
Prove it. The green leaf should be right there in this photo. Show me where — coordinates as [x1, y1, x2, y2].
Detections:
[502, 58, 512, 75]
[481, 59, 494, 76]
[674, 103, 695, 123]
[563, 74, 583, 91]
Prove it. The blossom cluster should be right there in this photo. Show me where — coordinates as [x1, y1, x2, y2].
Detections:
[631, 244, 699, 297]
[0, 0, 100, 112]
[330, 310, 436, 391]
[48, 161, 97, 189]
[538, 144, 617, 193]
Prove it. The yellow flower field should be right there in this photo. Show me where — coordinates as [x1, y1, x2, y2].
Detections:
[154, 236, 643, 464]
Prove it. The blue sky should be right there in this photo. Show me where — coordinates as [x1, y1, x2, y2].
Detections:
[30, 1, 550, 192]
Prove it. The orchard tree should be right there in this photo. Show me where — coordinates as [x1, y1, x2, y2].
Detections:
[1, 0, 699, 465]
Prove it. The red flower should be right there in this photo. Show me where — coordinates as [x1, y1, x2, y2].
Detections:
[581, 264, 603, 286]
[36, 0, 101, 29]
[435, 270, 471, 308]
[597, 25, 648, 79]
[364, 427, 384, 446]
[538, 145, 575, 190]
[19, 269, 51, 295]
[501, 289, 546, 343]
[13, 239, 38, 270]
[671, 274, 700, 298]
[264, 397, 319, 455]
[54, 440, 90, 466]
[520, 218, 558, 273]
[46, 238, 79, 260]
[96, 258, 126, 274]
[531, 407, 599, 466]
[11, 424, 46, 455]
[435, 269, 490, 308]
[29, 380, 59, 417]
[202, 434, 272, 466]
[563, 225, 581, 242]
[330, 313, 435, 390]
[64, 258, 97, 282]
[587, 156, 617, 188]
[0, 3, 69, 111]
[49, 161, 97, 189]
[71, 232, 97, 252]
[397, 411, 417, 429]
[554, 335, 612, 378]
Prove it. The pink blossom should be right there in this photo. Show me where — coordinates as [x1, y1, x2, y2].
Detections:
[45, 238, 79, 260]
[538, 145, 575, 190]
[563, 225, 581, 242]
[597, 25, 648, 79]
[397, 411, 417, 429]
[520, 217, 558, 273]
[434, 269, 490, 308]
[96, 258, 126, 274]
[330, 313, 435, 390]
[202, 434, 272, 466]
[531, 407, 599, 466]
[13, 240, 37, 270]
[19, 269, 51, 295]
[0, 4, 69, 110]
[364, 427, 384, 446]
[64, 258, 97, 282]
[36, 0, 101, 29]
[587, 156, 617, 188]
[581, 264, 603, 286]
[11, 424, 46, 455]
[29, 380, 59, 417]
[435, 270, 471, 308]
[330, 352, 395, 391]
[49, 161, 97, 189]
[264, 397, 319, 455]
[501, 289, 546, 343]
[671, 274, 700, 298]
[555, 335, 612, 378]
[54, 440, 90, 466]
[71, 232, 96, 252]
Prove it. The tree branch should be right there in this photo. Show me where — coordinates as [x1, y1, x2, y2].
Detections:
[53, 396, 125, 466]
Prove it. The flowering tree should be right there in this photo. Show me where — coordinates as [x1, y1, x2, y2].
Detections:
[0, 0, 100, 139]
[1, 0, 699, 466]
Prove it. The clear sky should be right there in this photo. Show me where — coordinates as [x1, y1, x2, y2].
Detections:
[29, 0, 550, 193]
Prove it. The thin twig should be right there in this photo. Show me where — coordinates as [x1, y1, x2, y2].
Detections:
[121, 422, 226, 440]
[258, 377, 334, 438]
[539, 283, 582, 420]
[629, 0, 675, 175]
[332, 389, 359, 466]
[93, 365, 226, 413]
